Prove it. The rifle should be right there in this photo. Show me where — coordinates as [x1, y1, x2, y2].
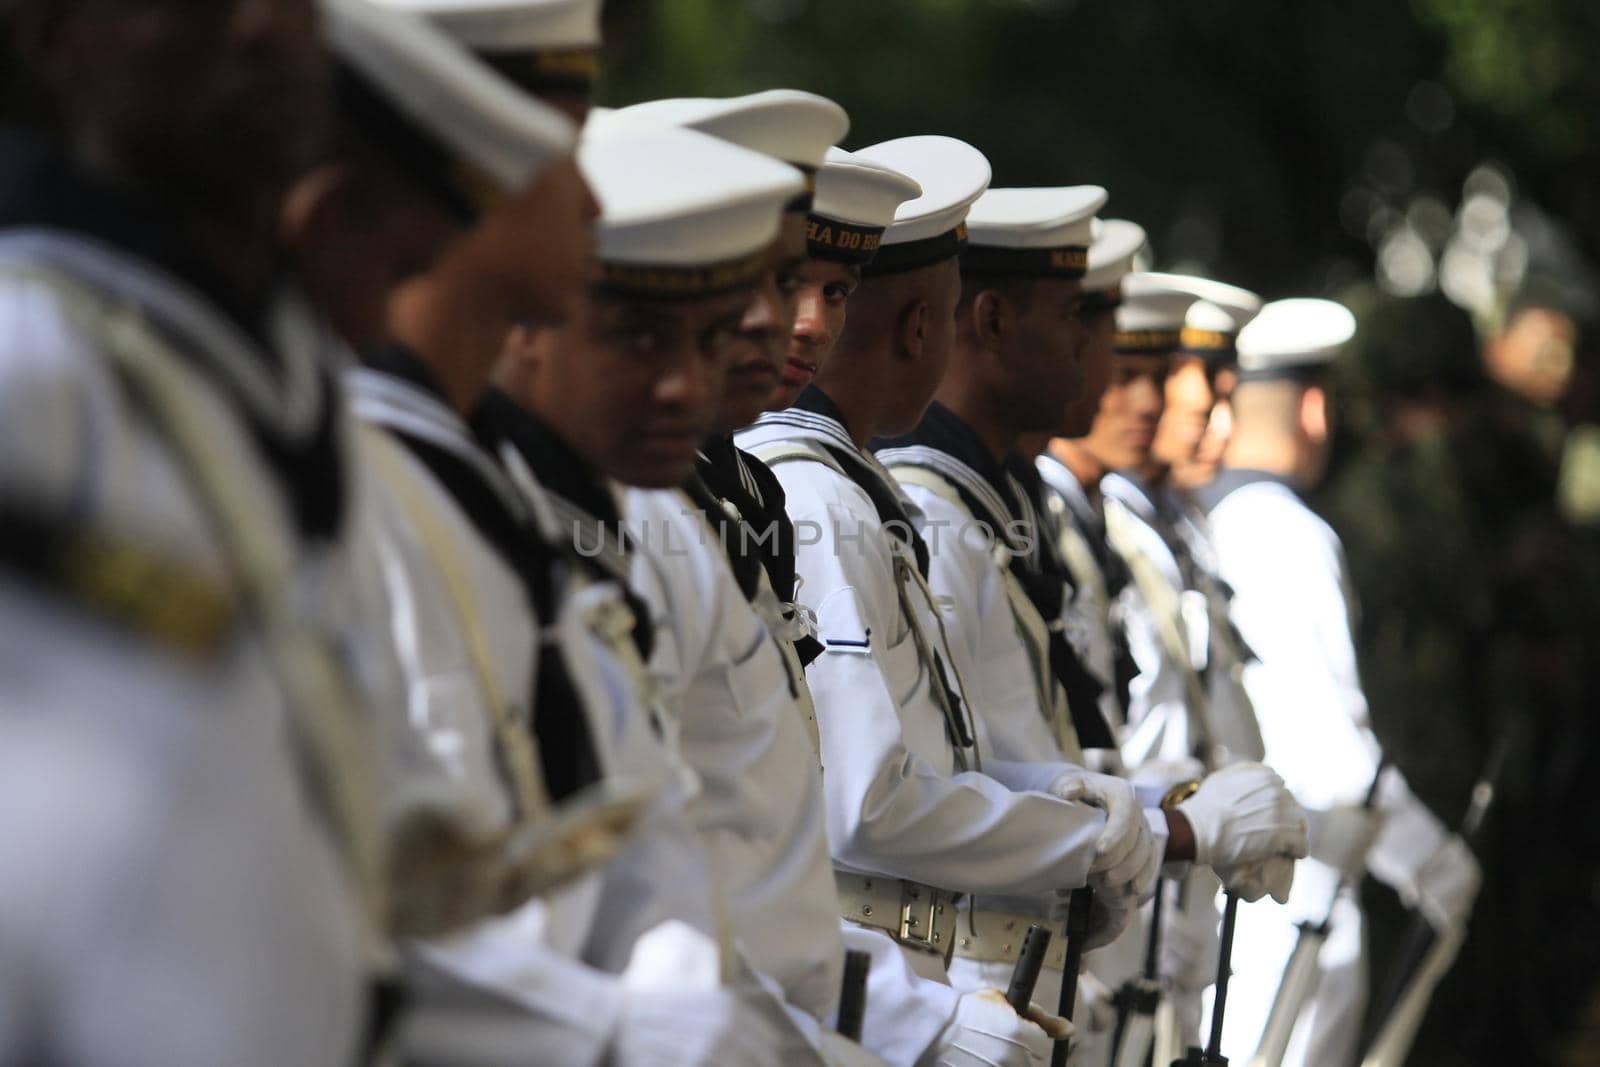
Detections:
[1171, 891, 1242, 1067]
[1007, 925, 1054, 1015]
[836, 949, 871, 1044]
[1248, 761, 1387, 1067]
[1052, 888, 1095, 1067]
[1357, 740, 1506, 1067]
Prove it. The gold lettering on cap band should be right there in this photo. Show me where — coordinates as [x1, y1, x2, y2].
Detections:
[1114, 328, 1183, 354]
[533, 48, 601, 80]
[960, 242, 1089, 278]
[597, 247, 768, 300]
[807, 216, 886, 265]
[1179, 325, 1237, 359]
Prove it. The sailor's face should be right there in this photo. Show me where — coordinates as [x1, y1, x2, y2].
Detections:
[772, 258, 859, 410]
[540, 289, 749, 487]
[1151, 354, 1215, 472]
[1057, 302, 1119, 438]
[30, 0, 324, 216]
[720, 213, 808, 432]
[1078, 353, 1168, 471]
[1012, 275, 1088, 432]
[473, 156, 599, 329]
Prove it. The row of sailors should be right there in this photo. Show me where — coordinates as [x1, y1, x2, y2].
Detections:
[0, 0, 1479, 1065]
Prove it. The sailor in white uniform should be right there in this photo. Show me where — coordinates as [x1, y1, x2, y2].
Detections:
[875, 191, 1308, 1066]
[1199, 299, 1483, 1067]
[743, 135, 1167, 1067]
[0, 1, 382, 1062]
[1030, 218, 1150, 745]
[577, 93, 884, 1063]
[318, 14, 788, 1064]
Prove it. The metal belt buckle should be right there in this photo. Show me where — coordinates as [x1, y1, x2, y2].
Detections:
[898, 882, 949, 952]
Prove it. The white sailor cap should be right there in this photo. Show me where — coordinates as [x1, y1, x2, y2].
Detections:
[616, 90, 848, 198]
[368, 0, 602, 87]
[579, 110, 806, 301]
[961, 186, 1107, 280]
[1127, 272, 1262, 361]
[805, 147, 922, 267]
[1080, 219, 1148, 306]
[1115, 272, 1203, 354]
[324, 0, 576, 221]
[851, 135, 992, 277]
[1235, 298, 1357, 381]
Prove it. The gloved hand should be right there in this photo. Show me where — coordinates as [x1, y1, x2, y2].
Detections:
[1411, 834, 1481, 932]
[1049, 770, 1159, 902]
[1308, 803, 1384, 882]
[616, 921, 785, 1067]
[929, 989, 1070, 1067]
[1176, 763, 1308, 904]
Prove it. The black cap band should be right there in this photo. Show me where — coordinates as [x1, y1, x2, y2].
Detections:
[595, 248, 767, 301]
[959, 243, 1088, 280]
[1235, 363, 1328, 384]
[1179, 325, 1237, 363]
[860, 222, 968, 278]
[807, 215, 885, 265]
[1080, 287, 1123, 315]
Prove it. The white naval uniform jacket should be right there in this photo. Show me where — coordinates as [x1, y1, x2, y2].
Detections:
[0, 230, 373, 1067]
[354, 370, 727, 1067]
[625, 486, 846, 1033]
[875, 439, 1076, 768]
[737, 396, 1107, 1063]
[1202, 469, 1456, 1066]
[1101, 472, 1264, 769]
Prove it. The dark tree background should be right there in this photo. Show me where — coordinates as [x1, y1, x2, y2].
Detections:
[596, 3, 1600, 1064]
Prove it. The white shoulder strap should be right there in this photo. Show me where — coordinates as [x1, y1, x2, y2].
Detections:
[748, 438, 848, 478]
[890, 464, 1083, 761]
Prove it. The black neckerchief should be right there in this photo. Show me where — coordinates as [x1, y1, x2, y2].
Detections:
[1006, 452, 1117, 748]
[877, 404, 1115, 749]
[0, 127, 346, 542]
[361, 347, 601, 802]
[472, 388, 653, 663]
[1192, 466, 1298, 515]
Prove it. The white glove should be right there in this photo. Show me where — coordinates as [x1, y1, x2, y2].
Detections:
[1049, 770, 1159, 899]
[929, 989, 1070, 1067]
[1308, 803, 1384, 882]
[615, 921, 785, 1067]
[1412, 834, 1481, 932]
[1176, 763, 1309, 904]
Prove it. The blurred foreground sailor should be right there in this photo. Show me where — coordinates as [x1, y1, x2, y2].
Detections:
[372, 0, 603, 120]
[742, 134, 1152, 1067]
[1198, 298, 1483, 1067]
[0, 1, 384, 1064]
